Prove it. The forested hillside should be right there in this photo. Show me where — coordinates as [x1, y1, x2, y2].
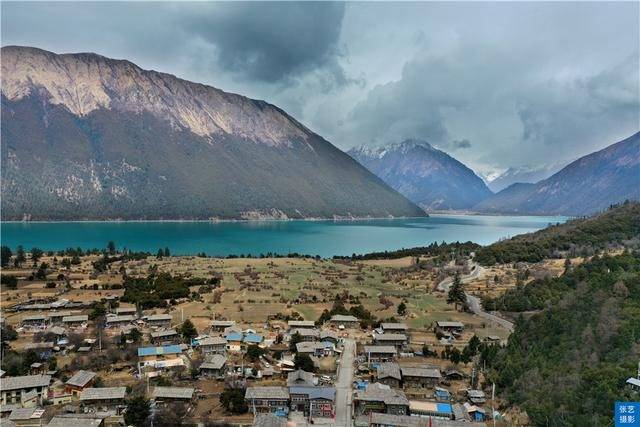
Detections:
[475, 201, 640, 265]
[486, 252, 640, 425]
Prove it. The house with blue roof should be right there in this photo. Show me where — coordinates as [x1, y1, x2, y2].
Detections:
[243, 333, 264, 345]
[137, 345, 184, 376]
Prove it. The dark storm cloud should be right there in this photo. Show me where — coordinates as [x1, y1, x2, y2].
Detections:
[177, 2, 347, 84]
[452, 140, 471, 150]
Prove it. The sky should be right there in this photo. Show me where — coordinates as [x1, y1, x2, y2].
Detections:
[2, 1, 639, 177]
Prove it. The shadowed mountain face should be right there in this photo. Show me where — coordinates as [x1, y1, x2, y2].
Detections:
[1, 46, 425, 220]
[474, 132, 640, 215]
[487, 162, 568, 193]
[348, 140, 493, 211]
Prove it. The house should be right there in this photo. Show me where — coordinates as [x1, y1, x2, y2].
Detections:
[137, 345, 184, 376]
[363, 346, 397, 363]
[288, 386, 335, 418]
[21, 315, 48, 328]
[435, 321, 464, 336]
[434, 387, 451, 402]
[376, 363, 401, 388]
[466, 389, 486, 405]
[224, 332, 244, 352]
[199, 354, 227, 379]
[105, 315, 136, 328]
[152, 387, 195, 404]
[80, 387, 127, 412]
[409, 400, 453, 419]
[380, 323, 409, 335]
[296, 342, 333, 357]
[400, 367, 441, 389]
[114, 307, 137, 316]
[150, 329, 180, 345]
[290, 328, 319, 342]
[146, 314, 172, 329]
[48, 311, 73, 325]
[62, 315, 88, 327]
[199, 337, 227, 355]
[243, 333, 264, 346]
[353, 383, 409, 416]
[443, 370, 465, 381]
[373, 333, 407, 348]
[245, 387, 290, 415]
[210, 320, 236, 332]
[626, 377, 640, 391]
[0, 375, 51, 406]
[363, 412, 472, 426]
[47, 416, 104, 427]
[23, 343, 54, 360]
[287, 320, 315, 330]
[319, 330, 339, 344]
[329, 315, 359, 327]
[8, 407, 46, 427]
[65, 370, 97, 396]
[464, 403, 486, 422]
[287, 369, 316, 387]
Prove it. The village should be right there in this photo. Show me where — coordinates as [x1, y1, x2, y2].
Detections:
[0, 247, 527, 426]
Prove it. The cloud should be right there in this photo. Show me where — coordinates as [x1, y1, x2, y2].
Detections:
[452, 139, 472, 150]
[175, 3, 347, 86]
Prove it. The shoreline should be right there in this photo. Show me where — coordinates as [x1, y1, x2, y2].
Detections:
[0, 212, 572, 225]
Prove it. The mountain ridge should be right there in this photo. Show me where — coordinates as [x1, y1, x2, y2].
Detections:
[474, 132, 640, 215]
[1, 46, 426, 220]
[348, 140, 493, 211]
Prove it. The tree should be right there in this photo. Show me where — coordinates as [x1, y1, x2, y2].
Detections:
[107, 241, 116, 255]
[31, 247, 44, 265]
[157, 249, 164, 259]
[128, 328, 142, 343]
[246, 344, 265, 361]
[289, 331, 302, 352]
[89, 302, 107, 320]
[124, 396, 150, 427]
[447, 273, 466, 310]
[220, 388, 248, 414]
[164, 247, 170, 257]
[14, 246, 26, 267]
[35, 263, 49, 280]
[397, 302, 407, 316]
[178, 319, 197, 342]
[1, 246, 12, 267]
[294, 353, 315, 372]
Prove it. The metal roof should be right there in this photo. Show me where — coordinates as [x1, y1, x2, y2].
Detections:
[47, 416, 103, 427]
[288, 386, 335, 401]
[287, 320, 315, 327]
[150, 329, 178, 338]
[401, 367, 441, 379]
[147, 314, 172, 321]
[199, 337, 227, 346]
[225, 332, 243, 342]
[105, 315, 136, 323]
[243, 333, 263, 343]
[153, 386, 194, 399]
[63, 315, 88, 323]
[245, 386, 289, 400]
[211, 320, 236, 327]
[253, 413, 288, 427]
[291, 328, 319, 337]
[8, 408, 45, 421]
[373, 333, 407, 342]
[287, 369, 315, 386]
[381, 323, 409, 330]
[355, 382, 409, 406]
[80, 387, 126, 401]
[436, 321, 464, 328]
[363, 345, 397, 354]
[200, 354, 227, 370]
[377, 362, 401, 380]
[137, 345, 182, 357]
[66, 370, 97, 388]
[330, 314, 359, 322]
[0, 375, 51, 392]
[296, 342, 325, 353]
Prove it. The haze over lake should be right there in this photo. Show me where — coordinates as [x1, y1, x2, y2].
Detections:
[1, 214, 567, 257]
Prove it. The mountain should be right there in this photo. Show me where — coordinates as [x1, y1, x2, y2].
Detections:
[348, 140, 493, 211]
[474, 132, 640, 216]
[0, 46, 425, 220]
[487, 161, 568, 192]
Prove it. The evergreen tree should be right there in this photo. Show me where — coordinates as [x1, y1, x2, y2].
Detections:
[289, 331, 302, 352]
[124, 396, 150, 427]
[107, 241, 116, 255]
[30, 247, 44, 265]
[179, 319, 197, 341]
[294, 353, 315, 372]
[397, 302, 407, 316]
[14, 246, 26, 267]
[447, 273, 466, 310]
[1, 246, 12, 267]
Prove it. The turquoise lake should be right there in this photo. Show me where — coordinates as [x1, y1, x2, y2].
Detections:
[0, 215, 568, 257]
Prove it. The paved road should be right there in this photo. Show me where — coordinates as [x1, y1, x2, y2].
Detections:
[437, 260, 514, 332]
[334, 338, 355, 426]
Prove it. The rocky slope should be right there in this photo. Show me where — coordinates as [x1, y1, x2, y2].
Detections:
[487, 161, 568, 193]
[1, 46, 425, 220]
[348, 140, 493, 210]
[474, 132, 640, 215]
